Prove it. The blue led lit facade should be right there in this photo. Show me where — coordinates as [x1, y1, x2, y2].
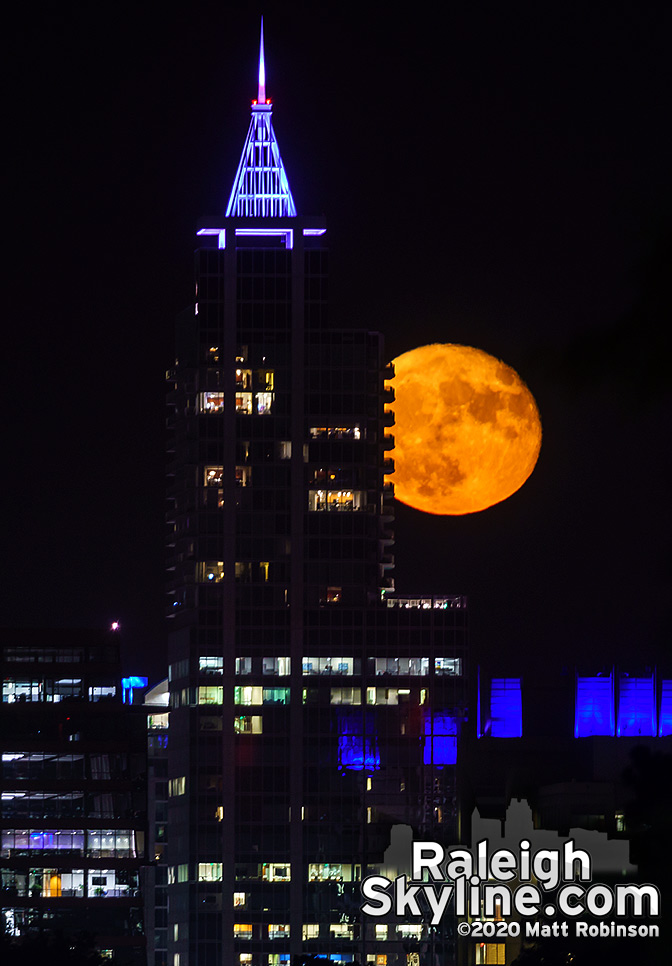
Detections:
[423, 713, 458, 765]
[617, 673, 656, 737]
[337, 711, 380, 771]
[490, 678, 523, 737]
[477, 675, 522, 738]
[659, 680, 672, 737]
[575, 673, 615, 737]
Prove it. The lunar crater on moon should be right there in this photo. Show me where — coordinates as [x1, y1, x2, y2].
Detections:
[388, 343, 542, 515]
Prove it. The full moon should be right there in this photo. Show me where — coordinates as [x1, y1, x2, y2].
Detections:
[389, 344, 541, 515]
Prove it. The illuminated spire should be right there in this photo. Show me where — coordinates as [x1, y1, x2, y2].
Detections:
[226, 19, 297, 218]
[258, 16, 266, 105]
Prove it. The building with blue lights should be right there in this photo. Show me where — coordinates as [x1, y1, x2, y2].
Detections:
[0, 628, 147, 963]
[467, 667, 672, 838]
[163, 23, 467, 966]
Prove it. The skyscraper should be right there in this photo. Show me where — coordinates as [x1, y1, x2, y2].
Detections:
[0, 628, 147, 964]
[164, 24, 467, 966]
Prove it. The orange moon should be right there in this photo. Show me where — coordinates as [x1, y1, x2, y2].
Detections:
[388, 344, 541, 515]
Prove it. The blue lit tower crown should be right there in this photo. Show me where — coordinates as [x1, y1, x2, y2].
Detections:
[226, 21, 296, 218]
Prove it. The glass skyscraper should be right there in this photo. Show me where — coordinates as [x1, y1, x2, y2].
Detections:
[164, 25, 467, 966]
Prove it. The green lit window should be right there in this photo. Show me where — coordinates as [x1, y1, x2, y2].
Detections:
[198, 863, 222, 881]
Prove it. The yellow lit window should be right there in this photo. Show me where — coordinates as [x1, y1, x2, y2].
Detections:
[475, 944, 506, 965]
[198, 686, 223, 705]
[197, 562, 224, 583]
[204, 466, 223, 486]
[235, 368, 251, 389]
[256, 369, 274, 390]
[235, 392, 253, 414]
[308, 490, 363, 511]
[234, 924, 253, 940]
[262, 863, 290, 882]
[235, 465, 252, 486]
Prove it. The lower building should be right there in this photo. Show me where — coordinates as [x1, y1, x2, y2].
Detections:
[143, 679, 170, 966]
[0, 628, 148, 964]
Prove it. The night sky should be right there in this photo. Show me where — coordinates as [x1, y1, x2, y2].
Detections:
[5, 1, 671, 686]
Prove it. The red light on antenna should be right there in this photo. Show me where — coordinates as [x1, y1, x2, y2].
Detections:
[252, 99, 257, 105]
[266, 99, 271, 104]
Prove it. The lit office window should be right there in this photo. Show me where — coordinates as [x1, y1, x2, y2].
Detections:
[262, 688, 290, 705]
[198, 863, 223, 881]
[235, 393, 253, 414]
[307, 490, 364, 511]
[199, 656, 223, 675]
[302, 657, 355, 675]
[268, 924, 290, 940]
[475, 944, 505, 964]
[256, 369, 274, 390]
[196, 562, 225, 583]
[234, 716, 262, 734]
[204, 466, 223, 486]
[330, 688, 362, 705]
[235, 465, 252, 486]
[198, 687, 223, 705]
[372, 658, 429, 676]
[309, 426, 361, 440]
[263, 657, 290, 676]
[435, 657, 462, 676]
[308, 863, 353, 882]
[262, 863, 290, 882]
[199, 392, 224, 413]
[255, 391, 273, 414]
[235, 686, 262, 706]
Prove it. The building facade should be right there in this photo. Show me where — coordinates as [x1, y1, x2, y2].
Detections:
[164, 27, 467, 966]
[0, 628, 147, 963]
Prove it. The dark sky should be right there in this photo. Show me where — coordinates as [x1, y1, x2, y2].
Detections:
[5, 1, 671, 684]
